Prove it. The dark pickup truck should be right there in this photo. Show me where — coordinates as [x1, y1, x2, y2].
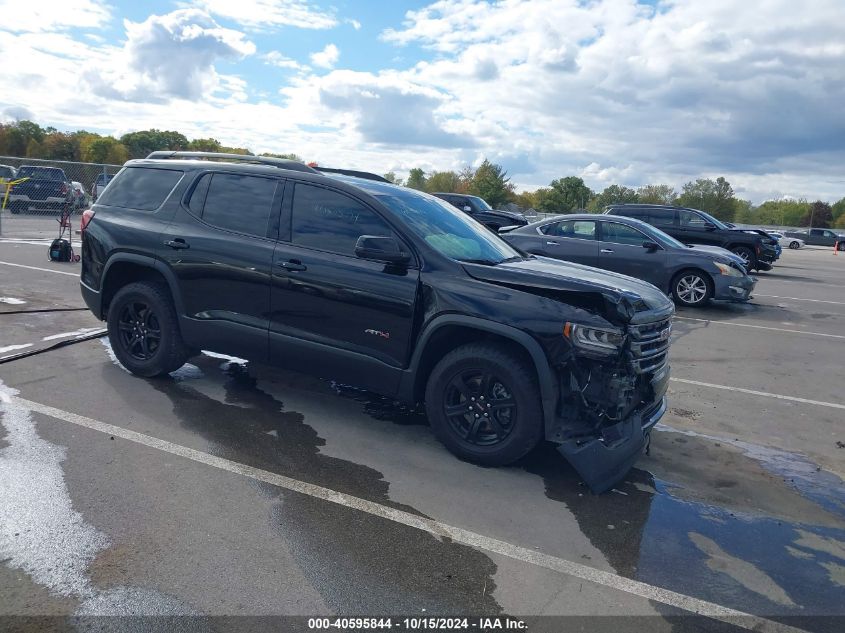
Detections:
[433, 192, 528, 231]
[605, 204, 779, 271]
[80, 152, 675, 493]
[7, 165, 73, 213]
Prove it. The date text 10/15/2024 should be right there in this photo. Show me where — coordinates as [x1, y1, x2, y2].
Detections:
[307, 617, 527, 631]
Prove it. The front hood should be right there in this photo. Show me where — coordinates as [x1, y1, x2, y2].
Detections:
[687, 244, 745, 266]
[492, 209, 526, 221]
[462, 256, 673, 322]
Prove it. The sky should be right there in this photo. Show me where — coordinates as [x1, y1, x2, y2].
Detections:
[0, 0, 843, 203]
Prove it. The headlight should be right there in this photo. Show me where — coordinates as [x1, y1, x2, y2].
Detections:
[714, 261, 743, 277]
[564, 322, 624, 354]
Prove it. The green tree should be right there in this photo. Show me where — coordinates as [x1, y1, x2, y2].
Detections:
[537, 176, 593, 213]
[732, 199, 754, 224]
[41, 132, 76, 160]
[588, 184, 639, 212]
[512, 190, 538, 209]
[260, 152, 302, 161]
[188, 138, 222, 152]
[677, 177, 736, 221]
[831, 197, 845, 222]
[406, 168, 427, 191]
[636, 184, 676, 205]
[469, 159, 513, 206]
[383, 172, 403, 185]
[425, 170, 461, 193]
[802, 201, 833, 228]
[834, 213, 845, 230]
[755, 199, 810, 226]
[81, 137, 128, 164]
[119, 129, 189, 158]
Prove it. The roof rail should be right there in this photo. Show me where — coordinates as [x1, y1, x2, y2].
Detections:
[145, 151, 319, 174]
[313, 167, 390, 183]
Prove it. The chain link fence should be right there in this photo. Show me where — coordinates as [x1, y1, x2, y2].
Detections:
[0, 156, 122, 239]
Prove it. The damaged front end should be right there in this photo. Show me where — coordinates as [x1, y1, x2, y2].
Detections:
[550, 304, 673, 494]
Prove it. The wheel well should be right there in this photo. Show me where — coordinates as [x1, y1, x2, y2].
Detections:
[671, 267, 714, 290]
[100, 262, 170, 319]
[412, 325, 538, 403]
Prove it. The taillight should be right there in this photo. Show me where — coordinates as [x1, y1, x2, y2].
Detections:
[81, 209, 95, 232]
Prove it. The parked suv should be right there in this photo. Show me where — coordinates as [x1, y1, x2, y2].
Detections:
[433, 192, 528, 231]
[80, 152, 675, 492]
[605, 204, 778, 271]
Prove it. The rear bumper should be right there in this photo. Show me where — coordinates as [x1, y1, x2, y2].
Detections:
[80, 280, 103, 320]
[713, 274, 756, 302]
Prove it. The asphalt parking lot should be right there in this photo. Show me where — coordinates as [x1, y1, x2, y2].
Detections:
[1, 239, 843, 632]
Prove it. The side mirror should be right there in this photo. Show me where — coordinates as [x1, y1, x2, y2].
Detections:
[462, 205, 473, 213]
[642, 241, 661, 251]
[355, 235, 410, 265]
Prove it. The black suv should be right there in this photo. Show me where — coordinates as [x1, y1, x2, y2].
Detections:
[605, 204, 779, 271]
[433, 192, 528, 231]
[80, 152, 674, 492]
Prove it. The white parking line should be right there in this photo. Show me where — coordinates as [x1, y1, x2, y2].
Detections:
[674, 316, 845, 340]
[0, 261, 79, 277]
[670, 378, 845, 410]
[756, 294, 845, 306]
[4, 394, 805, 633]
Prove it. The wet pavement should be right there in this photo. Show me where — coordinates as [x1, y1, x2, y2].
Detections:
[1, 241, 844, 631]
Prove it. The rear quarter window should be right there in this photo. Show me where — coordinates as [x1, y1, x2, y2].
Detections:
[97, 167, 184, 211]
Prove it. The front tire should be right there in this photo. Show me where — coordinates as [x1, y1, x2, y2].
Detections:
[671, 270, 713, 307]
[730, 246, 756, 270]
[425, 342, 543, 465]
[107, 281, 188, 377]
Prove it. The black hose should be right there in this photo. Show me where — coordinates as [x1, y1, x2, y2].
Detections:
[0, 329, 107, 364]
[0, 307, 89, 315]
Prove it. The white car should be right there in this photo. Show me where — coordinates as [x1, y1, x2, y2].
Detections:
[769, 232, 804, 249]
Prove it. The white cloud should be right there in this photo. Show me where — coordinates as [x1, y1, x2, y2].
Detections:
[195, 0, 336, 30]
[0, 0, 109, 32]
[310, 43, 339, 69]
[347, 19, 362, 30]
[263, 50, 304, 70]
[84, 9, 255, 102]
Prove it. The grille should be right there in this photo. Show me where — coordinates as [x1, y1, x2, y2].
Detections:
[628, 317, 672, 374]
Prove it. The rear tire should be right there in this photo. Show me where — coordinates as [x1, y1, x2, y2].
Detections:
[425, 342, 543, 465]
[671, 270, 713, 307]
[106, 281, 188, 377]
[789, 241, 800, 249]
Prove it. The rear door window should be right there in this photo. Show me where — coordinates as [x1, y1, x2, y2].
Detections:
[291, 183, 393, 256]
[543, 220, 596, 239]
[97, 167, 184, 211]
[199, 173, 278, 238]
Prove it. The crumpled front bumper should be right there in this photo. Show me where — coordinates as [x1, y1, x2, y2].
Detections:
[713, 273, 756, 302]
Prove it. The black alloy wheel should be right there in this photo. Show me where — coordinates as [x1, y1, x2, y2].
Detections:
[443, 368, 517, 446]
[117, 300, 162, 361]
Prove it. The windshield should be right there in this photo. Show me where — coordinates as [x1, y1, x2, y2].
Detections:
[17, 167, 64, 180]
[645, 225, 690, 249]
[377, 192, 522, 264]
[467, 195, 493, 211]
[694, 209, 730, 230]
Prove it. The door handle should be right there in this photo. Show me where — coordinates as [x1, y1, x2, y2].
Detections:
[164, 239, 189, 250]
[277, 260, 307, 272]
[545, 241, 559, 245]
[600, 248, 614, 253]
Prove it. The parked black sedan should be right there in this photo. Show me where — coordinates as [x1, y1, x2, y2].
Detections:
[501, 214, 756, 307]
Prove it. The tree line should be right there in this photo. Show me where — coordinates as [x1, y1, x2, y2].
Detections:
[1, 120, 842, 228]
